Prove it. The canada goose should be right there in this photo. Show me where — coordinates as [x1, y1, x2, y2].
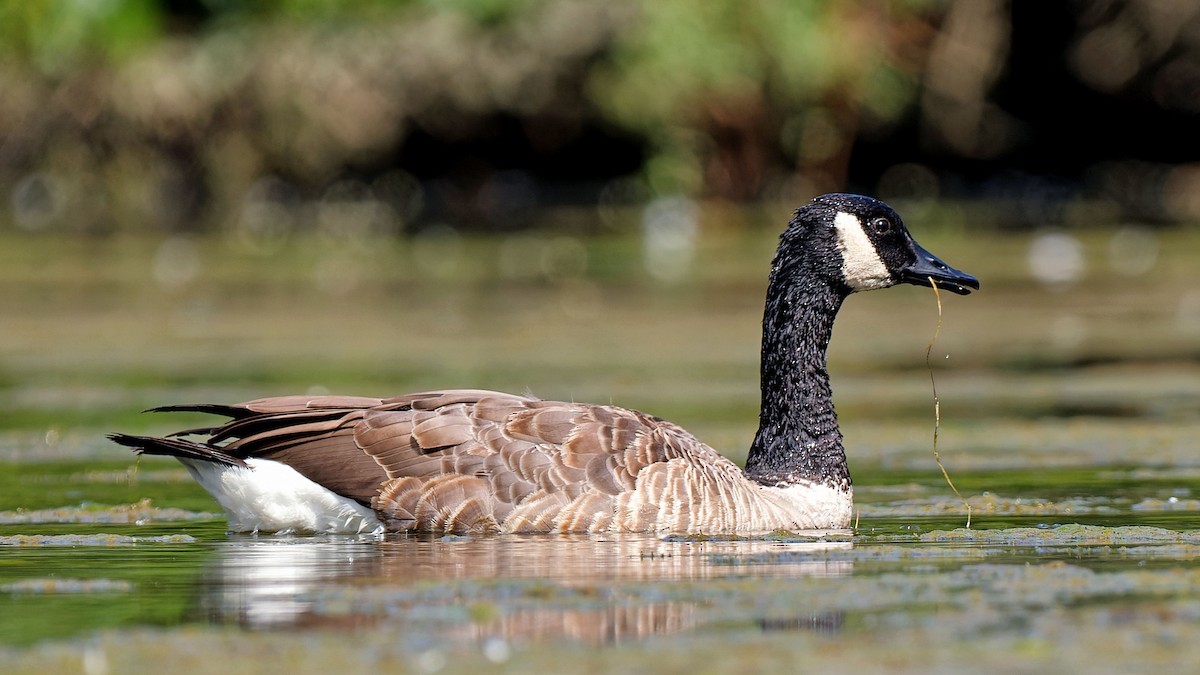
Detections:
[111, 194, 977, 535]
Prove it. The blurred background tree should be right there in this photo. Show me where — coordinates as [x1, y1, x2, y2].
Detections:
[590, 0, 925, 199]
[1, 0, 1198, 234]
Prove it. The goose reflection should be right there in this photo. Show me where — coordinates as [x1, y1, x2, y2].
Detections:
[195, 533, 851, 644]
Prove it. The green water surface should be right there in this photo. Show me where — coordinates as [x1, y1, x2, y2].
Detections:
[2, 214, 1199, 672]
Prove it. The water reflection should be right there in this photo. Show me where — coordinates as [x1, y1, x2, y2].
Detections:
[195, 534, 851, 644]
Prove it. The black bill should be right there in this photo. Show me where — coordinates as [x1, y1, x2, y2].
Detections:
[899, 242, 980, 295]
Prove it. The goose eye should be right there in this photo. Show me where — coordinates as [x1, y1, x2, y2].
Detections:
[870, 217, 892, 234]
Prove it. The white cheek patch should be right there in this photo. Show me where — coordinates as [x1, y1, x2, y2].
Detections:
[833, 211, 894, 291]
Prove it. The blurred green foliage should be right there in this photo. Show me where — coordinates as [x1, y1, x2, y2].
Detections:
[4, 1, 1196, 232]
[592, 1, 925, 195]
[0, 0, 935, 233]
[0, 1, 162, 74]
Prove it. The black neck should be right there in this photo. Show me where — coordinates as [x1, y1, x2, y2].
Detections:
[744, 270, 851, 489]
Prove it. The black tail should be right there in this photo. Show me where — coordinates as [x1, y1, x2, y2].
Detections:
[145, 404, 256, 419]
[108, 433, 249, 468]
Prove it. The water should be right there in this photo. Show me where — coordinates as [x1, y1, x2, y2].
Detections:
[2, 218, 1199, 671]
[5, 461, 1200, 672]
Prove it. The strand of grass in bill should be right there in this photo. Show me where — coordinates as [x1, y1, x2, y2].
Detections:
[926, 277, 971, 528]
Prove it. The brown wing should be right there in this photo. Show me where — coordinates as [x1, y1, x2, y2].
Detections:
[362, 390, 707, 533]
[176, 389, 714, 533]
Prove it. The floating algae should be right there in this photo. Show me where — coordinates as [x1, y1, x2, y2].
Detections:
[860, 492, 1121, 518]
[0, 534, 196, 547]
[920, 523, 1200, 546]
[1131, 497, 1200, 511]
[1, 578, 133, 594]
[0, 499, 217, 525]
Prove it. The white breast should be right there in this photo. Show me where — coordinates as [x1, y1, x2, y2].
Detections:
[759, 481, 854, 530]
[178, 458, 383, 535]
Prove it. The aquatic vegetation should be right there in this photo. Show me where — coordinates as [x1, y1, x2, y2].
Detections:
[921, 523, 1200, 546]
[0, 578, 133, 594]
[0, 534, 196, 547]
[0, 499, 216, 525]
[1132, 497, 1200, 511]
[860, 492, 1122, 518]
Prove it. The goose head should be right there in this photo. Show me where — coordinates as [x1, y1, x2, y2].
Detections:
[748, 194, 977, 489]
[781, 193, 979, 296]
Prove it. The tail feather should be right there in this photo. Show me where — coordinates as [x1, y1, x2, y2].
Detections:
[165, 426, 221, 438]
[108, 433, 249, 468]
[146, 404, 255, 419]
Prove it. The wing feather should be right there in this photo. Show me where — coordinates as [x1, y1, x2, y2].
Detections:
[410, 409, 477, 449]
[130, 388, 732, 534]
[507, 406, 580, 444]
